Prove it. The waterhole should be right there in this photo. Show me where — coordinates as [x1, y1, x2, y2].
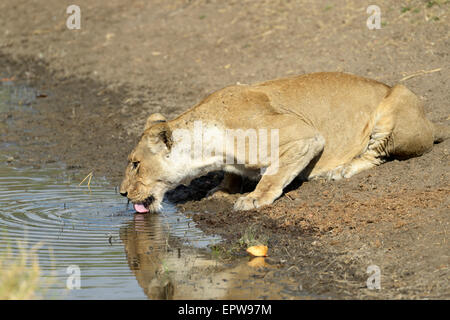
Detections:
[0, 165, 224, 298]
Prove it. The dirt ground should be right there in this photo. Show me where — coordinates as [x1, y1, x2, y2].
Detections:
[1, 0, 449, 299]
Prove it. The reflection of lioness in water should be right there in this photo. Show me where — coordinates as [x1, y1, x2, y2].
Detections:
[120, 215, 299, 299]
[120, 72, 448, 212]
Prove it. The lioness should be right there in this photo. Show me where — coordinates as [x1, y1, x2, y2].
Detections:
[120, 72, 448, 213]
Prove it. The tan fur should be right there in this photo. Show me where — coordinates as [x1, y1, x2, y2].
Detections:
[120, 72, 446, 211]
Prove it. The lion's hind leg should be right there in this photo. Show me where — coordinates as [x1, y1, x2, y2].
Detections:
[327, 133, 389, 180]
[329, 84, 427, 180]
[330, 84, 436, 180]
[328, 106, 394, 180]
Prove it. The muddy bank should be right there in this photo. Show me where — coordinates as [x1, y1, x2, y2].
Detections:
[1, 0, 449, 299]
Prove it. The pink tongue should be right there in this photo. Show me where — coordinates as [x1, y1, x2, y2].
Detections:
[133, 203, 149, 213]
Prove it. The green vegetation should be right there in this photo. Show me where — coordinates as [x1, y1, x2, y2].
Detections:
[210, 243, 236, 260]
[401, 6, 412, 13]
[238, 224, 268, 248]
[210, 224, 269, 260]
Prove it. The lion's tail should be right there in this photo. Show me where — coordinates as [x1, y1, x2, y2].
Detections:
[432, 123, 450, 143]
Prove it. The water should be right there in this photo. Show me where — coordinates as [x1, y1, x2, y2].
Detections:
[0, 165, 224, 299]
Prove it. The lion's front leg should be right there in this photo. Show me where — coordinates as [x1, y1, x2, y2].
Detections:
[233, 134, 325, 211]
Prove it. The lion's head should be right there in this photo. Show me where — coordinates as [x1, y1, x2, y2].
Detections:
[120, 113, 176, 213]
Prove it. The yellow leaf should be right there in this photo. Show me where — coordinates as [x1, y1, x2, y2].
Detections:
[246, 245, 268, 257]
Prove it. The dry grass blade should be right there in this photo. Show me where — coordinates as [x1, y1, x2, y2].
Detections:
[78, 171, 93, 191]
[399, 68, 442, 82]
[0, 241, 41, 299]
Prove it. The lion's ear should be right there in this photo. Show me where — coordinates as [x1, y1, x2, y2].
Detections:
[144, 113, 167, 131]
[145, 122, 173, 151]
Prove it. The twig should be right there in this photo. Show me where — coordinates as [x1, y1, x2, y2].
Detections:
[399, 68, 442, 82]
[78, 171, 93, 191]
[287, 265, 300, 273]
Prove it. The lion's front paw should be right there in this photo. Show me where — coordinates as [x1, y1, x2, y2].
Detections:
[234, 195, 259, 211]
[233, 192, 276, 211]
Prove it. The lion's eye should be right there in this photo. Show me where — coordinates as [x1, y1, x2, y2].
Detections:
[132, 161, 140, 169]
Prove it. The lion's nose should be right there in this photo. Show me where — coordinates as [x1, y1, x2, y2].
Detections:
[120, 191, 128, 197]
